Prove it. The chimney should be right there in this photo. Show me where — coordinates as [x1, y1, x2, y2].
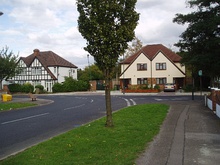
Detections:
[33, 49, 40, 56]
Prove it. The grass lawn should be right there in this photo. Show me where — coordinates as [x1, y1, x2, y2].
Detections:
[0, 103, 169, 165]
[0, 102, 37, 111]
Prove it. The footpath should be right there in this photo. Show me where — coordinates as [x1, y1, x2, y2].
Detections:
[136, 99, 220, 165]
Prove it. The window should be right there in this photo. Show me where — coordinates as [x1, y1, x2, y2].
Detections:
[137, 78, 148, 84]
[156, 78, 166, 84]
[32, 67, 42, 75]
[156, 63, 166, 70]
[137, 63, 147, 70]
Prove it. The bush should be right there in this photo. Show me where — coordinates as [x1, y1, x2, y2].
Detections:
[21, 83, 34, 93]
[52, 77, 89, 93]
[8, 84, 22, 93]
[154, 84, 160, 91]
[35, 85, 44, 91]
[52, 83, 64, 93]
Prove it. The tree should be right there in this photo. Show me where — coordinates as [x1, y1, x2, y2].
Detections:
[78, 64, 104, 82]
[173, 0, 220, 85]
[77, 0, 139, 127]
[124, 36, 143, 58]
[0, 46, 19, 88]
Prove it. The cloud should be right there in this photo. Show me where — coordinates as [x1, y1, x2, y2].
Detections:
[0, 0, 193, 69]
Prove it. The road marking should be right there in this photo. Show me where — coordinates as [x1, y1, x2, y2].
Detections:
[63, 104, 85, 111]
[130, 99, 136, 105]
[1, 113, 49, 125]
[124, 98, 131, 106]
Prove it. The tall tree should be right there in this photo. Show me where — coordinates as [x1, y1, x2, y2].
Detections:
[124, 36, 143, 58]
[0, 46, 19, 88]
[77, 0, 139, 127]
[173, 0, 220, 85]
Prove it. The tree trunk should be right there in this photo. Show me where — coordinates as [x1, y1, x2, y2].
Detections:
[105, 70, 114, 127]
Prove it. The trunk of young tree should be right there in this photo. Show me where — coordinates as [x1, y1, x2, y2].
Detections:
[105, 69, 113, 127]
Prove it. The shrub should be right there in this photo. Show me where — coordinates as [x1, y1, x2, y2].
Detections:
[8, 84, 22, 93]
[52, 83, 64, 93]
[154, 84, 160, 91]
[35, 85, 44, 91]
[21, 83, 34, 93]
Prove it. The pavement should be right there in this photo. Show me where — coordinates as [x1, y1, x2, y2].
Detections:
[135, 99, 220, 165]
[1, 91, 220, 165]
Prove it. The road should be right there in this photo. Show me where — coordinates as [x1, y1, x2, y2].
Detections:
[0, 93, 200, 160]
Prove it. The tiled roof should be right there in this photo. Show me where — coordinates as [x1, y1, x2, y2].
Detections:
[21, 49, 78, 68]
[121, 44, 181, 64]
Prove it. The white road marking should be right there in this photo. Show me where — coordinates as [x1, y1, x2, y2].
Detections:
[124, 98, 131, 106]
[63, 104, 85, 111]
[130, 99, 136, 105]
[1, 113, 49, 125]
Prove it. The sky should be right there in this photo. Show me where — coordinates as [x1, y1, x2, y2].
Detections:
[0, 0, 194, 69]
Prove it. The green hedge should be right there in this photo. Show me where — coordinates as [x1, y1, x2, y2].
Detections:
[52, 77, 89, 93]
[8, 83, 34, 93]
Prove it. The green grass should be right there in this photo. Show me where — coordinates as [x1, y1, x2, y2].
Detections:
[0, 102, 37, 111]
[0, 104, 169, 165]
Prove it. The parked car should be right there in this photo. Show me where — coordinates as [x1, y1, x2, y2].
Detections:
[164, 83, 175, 92]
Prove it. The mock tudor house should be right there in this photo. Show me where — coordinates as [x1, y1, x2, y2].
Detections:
[5, 49, 78, 92]
[120, 44, 185, 90]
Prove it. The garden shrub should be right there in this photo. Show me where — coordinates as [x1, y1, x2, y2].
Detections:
[8, 84, 22, 93]
[21, 83, 34, 93]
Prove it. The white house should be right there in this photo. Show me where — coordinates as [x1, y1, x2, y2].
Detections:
[120, 44, 185, 90]
[4, 49, 78, 92]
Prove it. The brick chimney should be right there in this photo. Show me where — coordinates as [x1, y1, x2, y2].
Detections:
[33, 49, 40, 56]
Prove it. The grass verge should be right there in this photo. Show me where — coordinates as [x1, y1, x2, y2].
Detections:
[0, 103, 169, 165]
[0, 102, 37, 111]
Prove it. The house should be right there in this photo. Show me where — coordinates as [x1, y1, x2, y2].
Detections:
[4, 49, 78, 92]
[120, 44, 185, 90]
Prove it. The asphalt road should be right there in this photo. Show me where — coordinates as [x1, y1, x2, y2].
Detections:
[0, 94, 200, 160]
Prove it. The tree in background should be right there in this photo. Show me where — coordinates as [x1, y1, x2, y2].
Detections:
[77, 0, 139, 127]
[173, 0, 220, 86]
[78, 64, 104, 82]
[124, 36, 143, 58]
[0, 46, 19, 89]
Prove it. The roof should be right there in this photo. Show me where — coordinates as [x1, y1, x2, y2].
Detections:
[121, 44, 181, 64]
[20, 49, 78, 68]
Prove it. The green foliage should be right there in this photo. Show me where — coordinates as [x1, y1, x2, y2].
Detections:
[52, 83, 64, 93]
[21, 83, 34, 93]
[173, 0, 220, 80]
[77, 0, 139, 127]
[52, 77, 89, 93]
[0, 104, 169, 164]
[35, 85, 44, 91]
[8, 84, 22, 93]
[154, 84, 161, 91]
[78, 64, 104, 81]
[77, 0, 139, 73]
[0, 46, 20, 82]
[8, 83, 34, 93]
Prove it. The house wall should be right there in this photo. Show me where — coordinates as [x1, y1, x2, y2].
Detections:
[120, 52, 185, 86]
[120, 53, 151, 84]
[152, 52, 185, 83]
[48, 67, 77, 83]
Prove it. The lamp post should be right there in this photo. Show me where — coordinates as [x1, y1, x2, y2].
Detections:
[0, 12, 3, 16]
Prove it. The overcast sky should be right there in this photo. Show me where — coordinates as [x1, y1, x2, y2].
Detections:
[0, 0, 193, 69]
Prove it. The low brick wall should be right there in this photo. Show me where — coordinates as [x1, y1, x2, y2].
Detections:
[206, 89, 220, 118]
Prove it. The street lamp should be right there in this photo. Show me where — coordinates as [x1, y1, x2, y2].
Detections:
[0, 12, 3, 16]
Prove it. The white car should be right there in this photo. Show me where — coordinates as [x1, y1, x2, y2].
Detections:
[164, 83, 176, 92]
